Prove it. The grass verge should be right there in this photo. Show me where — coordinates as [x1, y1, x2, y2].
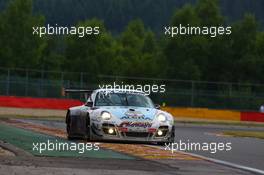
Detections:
[0, 114, 64, 121]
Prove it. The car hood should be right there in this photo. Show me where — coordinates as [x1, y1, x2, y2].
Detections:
[99, 106, 158, 121]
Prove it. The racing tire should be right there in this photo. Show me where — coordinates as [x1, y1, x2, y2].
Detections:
[157, 142, 167, 146]
[169, 126, 175, 143]
[67, 135, 74, 140]
[86, 114, 91, 141]
[66, 112, 74, 140]
[157, 126, 175, 145]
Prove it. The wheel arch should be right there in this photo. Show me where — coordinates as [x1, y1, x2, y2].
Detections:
[66, 109, 71, 123]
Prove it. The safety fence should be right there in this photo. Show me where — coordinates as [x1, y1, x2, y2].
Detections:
[1, 67, 264, 111]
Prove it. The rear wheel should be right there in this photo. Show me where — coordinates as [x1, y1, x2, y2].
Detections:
[86, 114, 91, 141]
[67, 135, 74, 140]
[66, 112, 73, 140]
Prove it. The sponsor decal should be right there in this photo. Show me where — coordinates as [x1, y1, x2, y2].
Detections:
[119, 121, 152, 128]
[121, 111, 152, 121]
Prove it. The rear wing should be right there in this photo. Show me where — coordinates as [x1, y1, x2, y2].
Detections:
[63, 88, 94, 100]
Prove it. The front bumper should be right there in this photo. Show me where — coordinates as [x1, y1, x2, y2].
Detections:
[92, 123, 172, 142]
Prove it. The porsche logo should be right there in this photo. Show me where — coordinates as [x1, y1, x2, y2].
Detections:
[123, 111, 145, 120]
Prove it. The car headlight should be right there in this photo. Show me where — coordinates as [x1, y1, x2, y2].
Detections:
[101, 111, 111, 120]
[157, 114, 166, 122]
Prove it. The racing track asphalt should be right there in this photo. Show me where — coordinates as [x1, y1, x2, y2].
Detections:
[173, 123, 264, 171]
[1, 119, 255, 175]
[13, 119, 264, 172]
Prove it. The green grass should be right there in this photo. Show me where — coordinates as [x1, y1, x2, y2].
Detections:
[223, 131, 264, 139]
[0, 123, 134, 159]
[0, 114, 64, 121]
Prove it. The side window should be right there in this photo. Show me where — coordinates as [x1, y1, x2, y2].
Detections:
[95, 92, 109, 106]
[85, 92, 94, 107]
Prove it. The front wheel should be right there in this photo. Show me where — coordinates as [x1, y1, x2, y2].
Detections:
[169, 126, 175, 143]
[157, 126, 175, 145]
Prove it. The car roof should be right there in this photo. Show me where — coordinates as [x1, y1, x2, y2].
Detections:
[94, 88, 147, 95]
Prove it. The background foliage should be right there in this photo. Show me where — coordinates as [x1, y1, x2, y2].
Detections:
[0, 0, 264, 85]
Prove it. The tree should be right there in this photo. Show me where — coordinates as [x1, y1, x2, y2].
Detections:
[117, 20, 162, 77]
[164, 4, 203, 80]
[0, 0, 46, 68]
[229, 14, 260, 83]
[64, 19, 116, 78]
[195, 0, 223, 26]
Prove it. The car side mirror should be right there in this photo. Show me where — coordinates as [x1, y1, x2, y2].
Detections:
[85, 102, 93, 107]
[155, 104, 161, 109]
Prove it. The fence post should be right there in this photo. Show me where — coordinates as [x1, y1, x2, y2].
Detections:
[229, 83, 232, 97]
[25, 70, 28, 96]
[80, 72, 83, 88]
[41, 69, 44, 97]
[6, 68, 10, 96]
[191, 81, 195, 107]
[61, 72, 64, 86]
[67, 80, 70, 99]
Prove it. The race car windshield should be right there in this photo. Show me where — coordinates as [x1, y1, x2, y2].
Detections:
[95, 92, 154, 108]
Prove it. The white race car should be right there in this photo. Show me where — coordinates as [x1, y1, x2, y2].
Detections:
[65, 88, 175, 144]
